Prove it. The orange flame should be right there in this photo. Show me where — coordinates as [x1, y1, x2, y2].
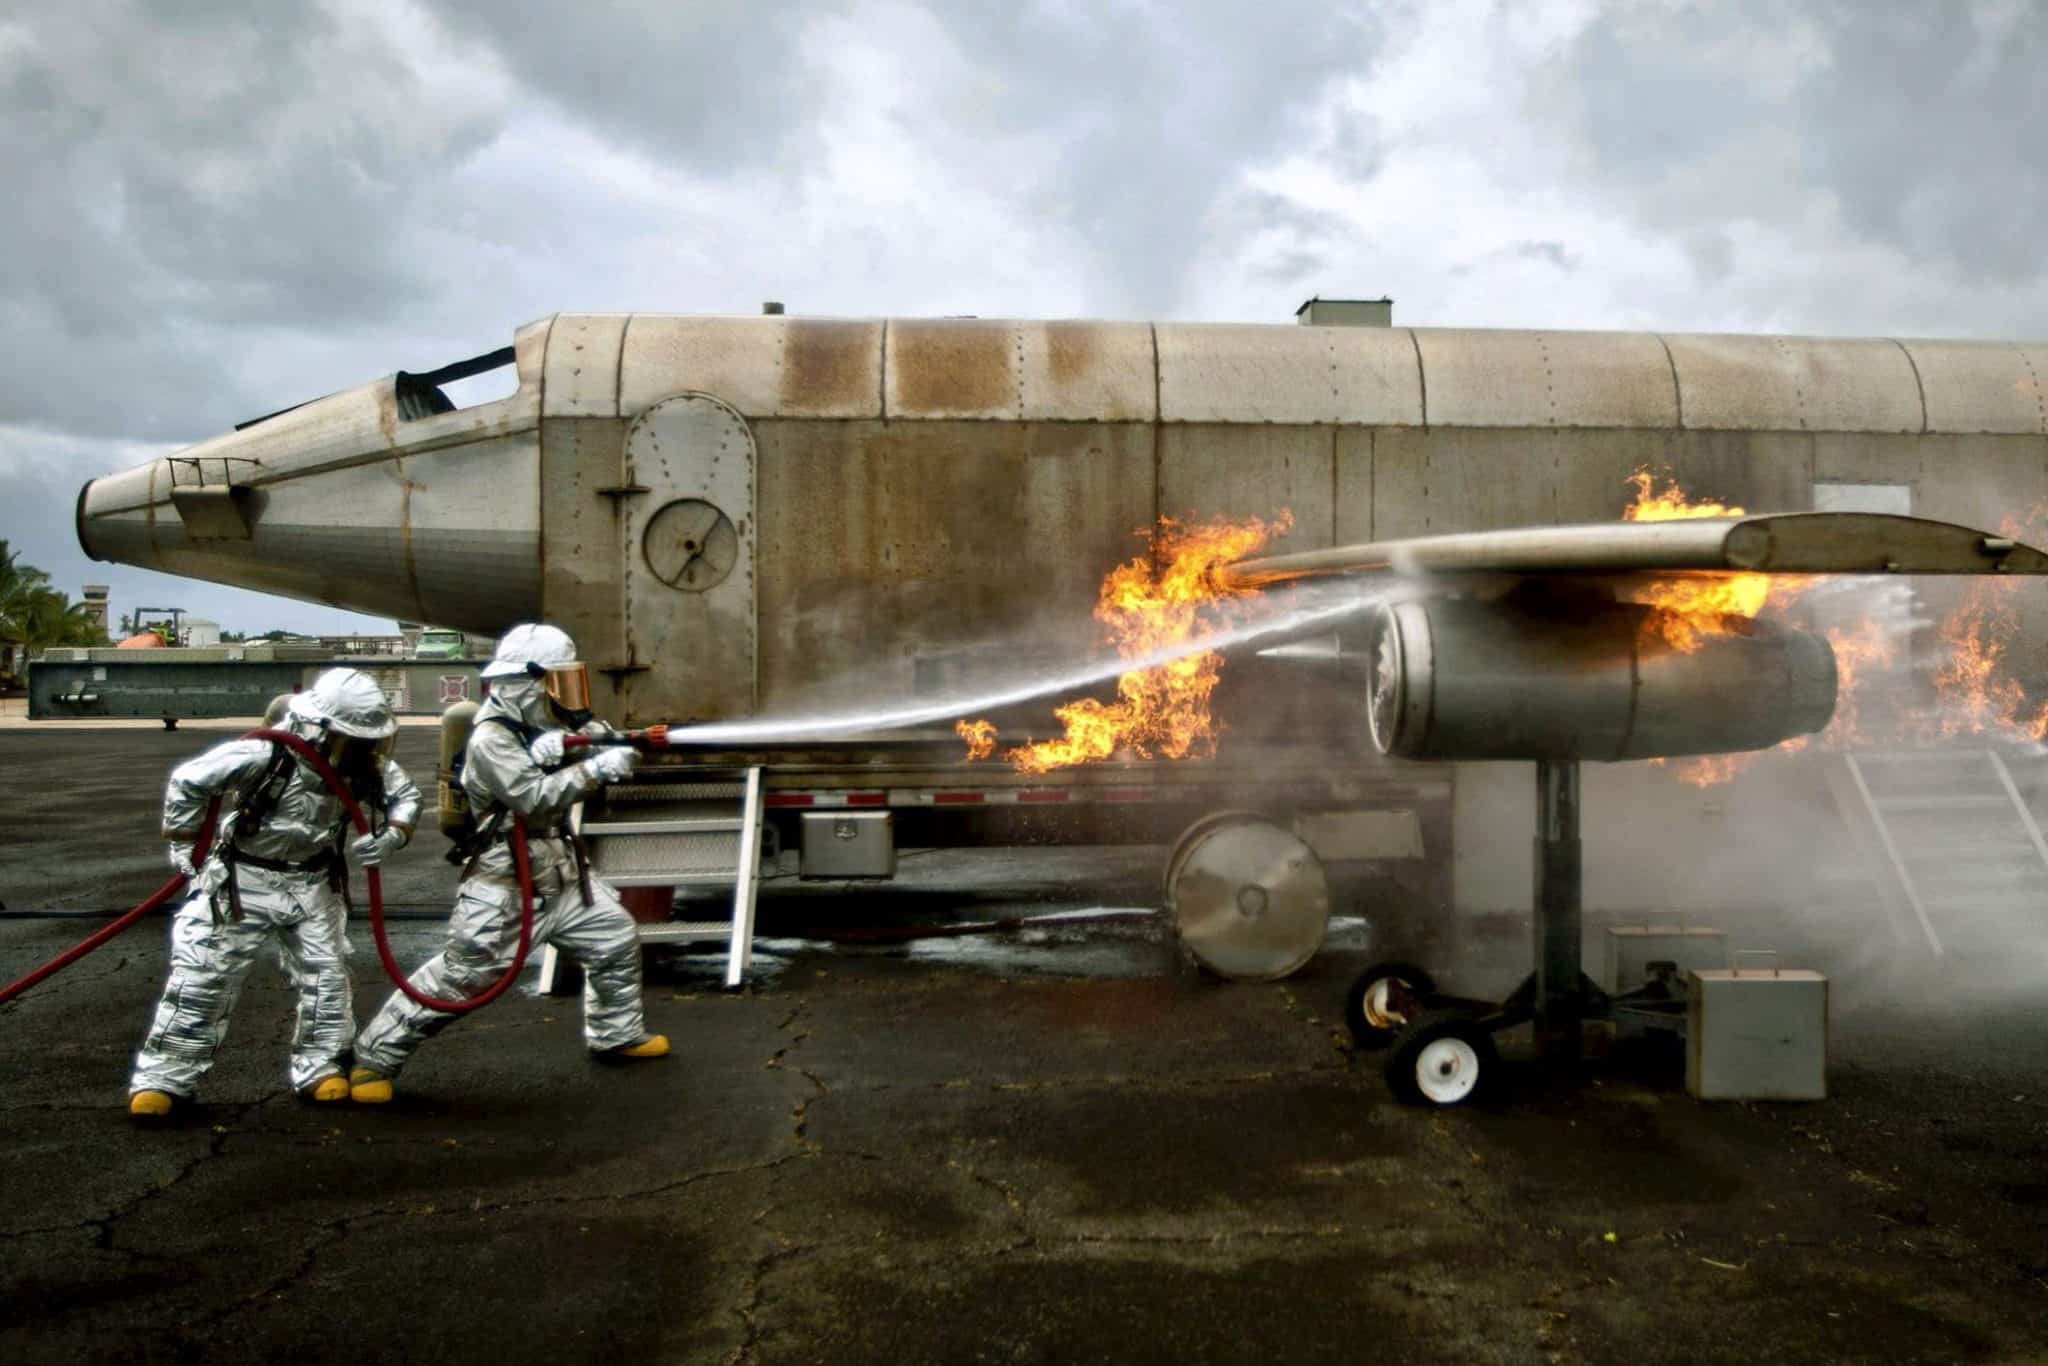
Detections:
[955, 718, 997, 761]
[1657, 493, 2048, 786]
[1621, 469, 1784, 652]
[1928, 574, 2048, 742]
[960, 512, 1292, 772]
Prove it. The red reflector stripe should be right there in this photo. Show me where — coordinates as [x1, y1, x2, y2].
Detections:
[1018, 790, 1070, 803]
[764, 794, 814, 808]
[847, 792, 887, 806]
[933, 792, 983, 805]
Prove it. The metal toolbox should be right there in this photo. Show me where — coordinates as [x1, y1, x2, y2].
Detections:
[1599, 923, 1728, 993]
[800, 810, 896, 879]
[1686, 953, 1828, 1101]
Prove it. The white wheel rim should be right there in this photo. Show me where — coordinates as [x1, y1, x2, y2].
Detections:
[1363, 979, 1409, 1031]
[1414, 1037, 1480, 1104]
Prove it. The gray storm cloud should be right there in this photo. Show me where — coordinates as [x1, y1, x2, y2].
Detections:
[2, 0, 2045, 631]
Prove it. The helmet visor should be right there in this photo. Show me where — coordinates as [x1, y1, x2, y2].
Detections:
[541, 662, 591, 715]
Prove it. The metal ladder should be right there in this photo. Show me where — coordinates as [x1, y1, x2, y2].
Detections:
[537, 767, 766, 991]
[1828, 750, 2048, 959]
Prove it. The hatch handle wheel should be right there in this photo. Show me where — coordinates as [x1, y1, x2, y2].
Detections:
[1385, 1010, 1496, 1108]
[1343, 961, 1437, 1051]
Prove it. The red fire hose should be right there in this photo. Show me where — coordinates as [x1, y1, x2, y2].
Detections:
[0, 727, 535, 1014]
[0, 795, 224, 1006]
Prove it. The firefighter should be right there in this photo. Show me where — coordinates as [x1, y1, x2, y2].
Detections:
[128, 668, 419, 1118]
[349, 624, 667, 1102]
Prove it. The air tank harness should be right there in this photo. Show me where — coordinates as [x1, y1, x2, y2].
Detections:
[0, 727, 535, 1013]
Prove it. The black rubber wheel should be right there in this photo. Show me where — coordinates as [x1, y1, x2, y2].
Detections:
[1343, 961, 1437, 1050]
[1384, 1010, 1496, 1108]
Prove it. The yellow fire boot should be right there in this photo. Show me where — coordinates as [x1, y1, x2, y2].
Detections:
[303, 1075, 350, 1103]
[602, 1034, 671, 1061]
[348, 1067, 394, 1104]
[128, 1090, 176, 1119]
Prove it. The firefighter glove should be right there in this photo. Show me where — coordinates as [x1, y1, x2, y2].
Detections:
[350, 827, 409, 868]
[586, 748, 639, 784]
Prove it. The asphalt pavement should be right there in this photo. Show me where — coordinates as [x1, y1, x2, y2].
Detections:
[3, 725, 2047, 1365]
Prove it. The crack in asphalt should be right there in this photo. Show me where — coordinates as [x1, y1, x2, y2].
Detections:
[797, 1065, 1351, 1101]
[94, 1090, 293, 1253]
[1276, 983, 1357, 1063]
[765, 1000, 828, 1154]
[0, 949, 146, 1016]
[162, 1153, 817, 1349]
[720, 1216, 812, 1366]
[952, 1159, 1036, 1249]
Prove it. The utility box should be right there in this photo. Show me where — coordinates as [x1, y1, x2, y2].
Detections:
[1600, 923, 1728, 993]
[1686, 961, 1828, 1101]
[1295, 296, 1392, 327]
[800, 811, 895, 879]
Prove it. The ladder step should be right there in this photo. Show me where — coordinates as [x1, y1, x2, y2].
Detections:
[638, 920, 735, 943]
[592, 830, 743, 878]
[607, 780, 747, 804]
[583, 816, 745, 836]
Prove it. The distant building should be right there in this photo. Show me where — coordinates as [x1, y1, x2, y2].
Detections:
[80, 585, 110, 636]
[183, 618, 222, 648]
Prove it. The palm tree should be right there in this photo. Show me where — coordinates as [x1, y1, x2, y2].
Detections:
[0, 541, 107, 674]
[18, 588, 104, 650]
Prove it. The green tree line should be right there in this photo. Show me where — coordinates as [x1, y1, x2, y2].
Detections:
[1, 540, 108, 672]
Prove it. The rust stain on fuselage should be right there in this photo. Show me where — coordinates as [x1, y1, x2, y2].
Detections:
[781, 319, 883, 416]
[891, 320, 1013, 417]
[1045, 321, 1099, 391]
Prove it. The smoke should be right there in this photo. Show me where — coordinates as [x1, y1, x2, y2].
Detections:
[1586, 572, 2048, 1010]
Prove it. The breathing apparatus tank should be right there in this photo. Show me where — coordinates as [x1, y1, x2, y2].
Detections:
[262, 693, 293, 728]
[438, 700, 480, 838]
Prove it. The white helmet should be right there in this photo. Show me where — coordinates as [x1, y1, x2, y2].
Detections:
[287, 668, 399, 739]
[481, 623, 578, 679]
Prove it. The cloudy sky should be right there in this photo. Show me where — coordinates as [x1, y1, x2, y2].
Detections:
[3, 0, 2042, 634]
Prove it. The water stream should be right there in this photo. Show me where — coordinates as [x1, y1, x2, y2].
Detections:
[663, 578, 1408, 746]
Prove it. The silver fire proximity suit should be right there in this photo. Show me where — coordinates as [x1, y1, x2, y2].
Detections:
[130, 712, 421, 1099]
[353, 683, 650, 1073]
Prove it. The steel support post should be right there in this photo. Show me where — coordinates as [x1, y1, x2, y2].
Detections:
[1533, 758, 1583, 1059]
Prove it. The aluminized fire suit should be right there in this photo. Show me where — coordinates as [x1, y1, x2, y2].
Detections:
[130, 725, 421, 1098]
[353, 686, 649, 1074]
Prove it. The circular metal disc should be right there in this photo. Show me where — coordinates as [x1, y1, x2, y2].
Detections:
[644, 498, 739, 592]
[1166, 817, 1329, 981]
[1413, 1036, 1481, 1105]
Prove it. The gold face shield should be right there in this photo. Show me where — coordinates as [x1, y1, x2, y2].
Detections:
[540, 661, 591, 714]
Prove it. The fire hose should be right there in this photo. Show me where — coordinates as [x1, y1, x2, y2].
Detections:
[0, 727, 536, 1014]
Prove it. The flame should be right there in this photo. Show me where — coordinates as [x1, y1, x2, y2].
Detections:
[1621, 469, 1786, 652]
[1817, 617, 1903, 746]
[960, 512, 1292, 771]
[1655, 492, 2048, 787]
[1928, 575, 2048, 742]
[955, 718, 997, 761]
[1621, 468, 1746, 523]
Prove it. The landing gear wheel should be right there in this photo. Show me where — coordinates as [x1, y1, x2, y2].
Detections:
[1384, 1010, 1495, 1108]
[1163, 811, 1330, 982]
[1344, 961, 1437, 1051]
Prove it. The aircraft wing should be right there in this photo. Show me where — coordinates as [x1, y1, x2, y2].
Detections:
[1217, 512, 2048, 589]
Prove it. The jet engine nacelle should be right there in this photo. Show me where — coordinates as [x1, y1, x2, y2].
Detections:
[1363, 591, 1837, 762]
